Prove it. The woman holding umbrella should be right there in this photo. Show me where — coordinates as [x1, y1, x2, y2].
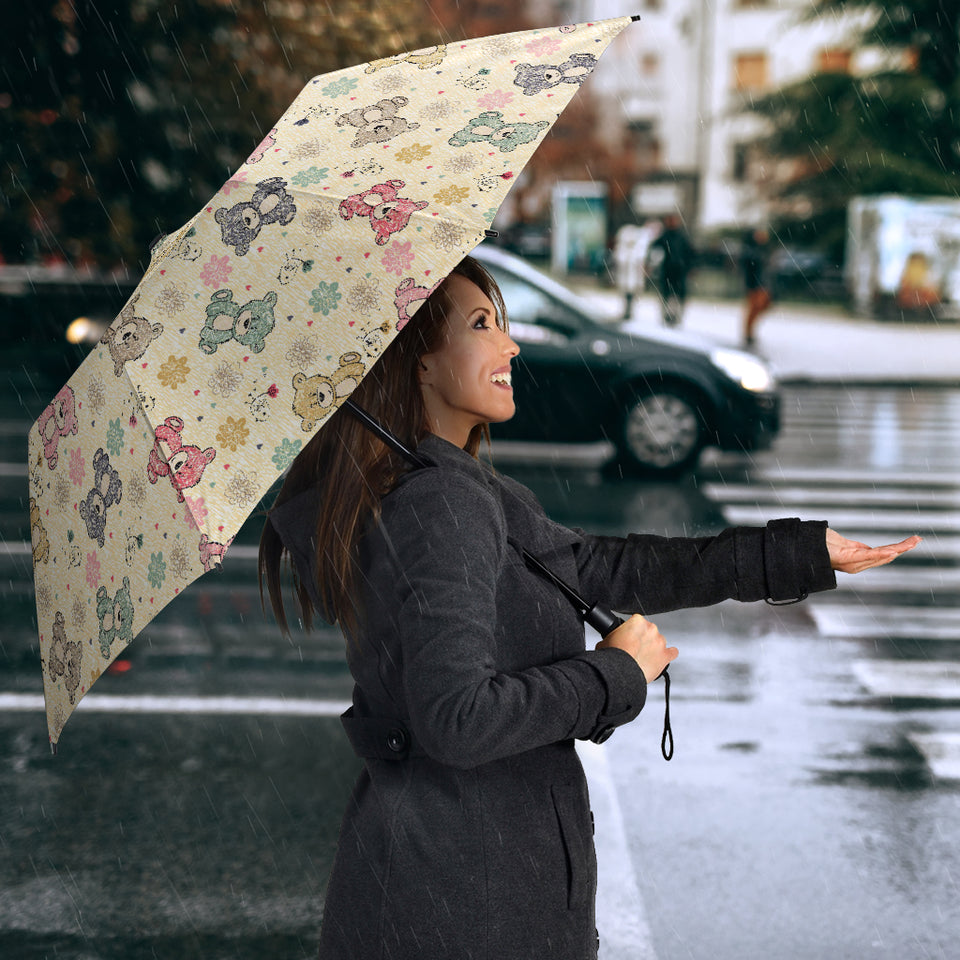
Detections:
[260, 256, 918, 959]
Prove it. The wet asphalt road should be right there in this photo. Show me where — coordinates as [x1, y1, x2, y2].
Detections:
[2, 367, 959, 959]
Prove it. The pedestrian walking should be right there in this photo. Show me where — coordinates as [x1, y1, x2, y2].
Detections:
[613, 223, 651, 319]
[259, 256, 920, 960]
[649, 213, 695, 327]
[742, 226, 773, 347]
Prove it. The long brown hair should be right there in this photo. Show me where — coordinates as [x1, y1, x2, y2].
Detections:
[258, 255, 508, 639]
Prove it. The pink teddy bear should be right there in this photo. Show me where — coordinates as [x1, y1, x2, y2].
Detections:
[339, 179, 428, 246]
[198, 534, 235, 572]
[147, 416, 216, 503]
[394, 277, 441, 330]
[37, 385, 79, 469]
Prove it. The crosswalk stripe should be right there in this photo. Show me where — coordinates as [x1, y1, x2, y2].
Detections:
[851, 660, 960, 700]
[907, 733, 960, 781]
[719, 504, 960, 532]
[809, 604, 960, 640]
[702, 483, 960, 508]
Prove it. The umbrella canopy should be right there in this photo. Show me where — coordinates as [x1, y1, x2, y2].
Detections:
[28, 14, 638, 748]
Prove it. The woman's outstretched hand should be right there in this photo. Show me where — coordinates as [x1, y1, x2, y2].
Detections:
[826, 528, 921, 574]
[596, 613, 678, 683]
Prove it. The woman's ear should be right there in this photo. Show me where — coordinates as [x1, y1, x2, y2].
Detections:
[417, 352, 435, 387]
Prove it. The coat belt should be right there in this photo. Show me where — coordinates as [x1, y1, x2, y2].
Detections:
[341, 705, 428, 760]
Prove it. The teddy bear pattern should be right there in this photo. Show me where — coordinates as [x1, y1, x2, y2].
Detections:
[147, 416, 217, 503]
[215, 177, 297, 257]
[292, 351, 366, 432]
[199, 533, 235, 572]
[79, 448, 123, 549]
[48, 611, 83, 705]
[36, 385, 79, 470]
[448, 111, 550, 154]
[30, 496, 50, 566]
[200, 289, 279, 355]
[338, 179, 429, 246]
[394, 277, 441, 331]
[364, 45, 447, 73]
[513, 53, 598, 95]
[335, 96, 420, 149]
[96, 576, 135, 660]
[100, 294, 164, 378]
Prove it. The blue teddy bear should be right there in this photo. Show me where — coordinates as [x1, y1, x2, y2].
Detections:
[96, 576, 134, 660]
[200, 289, 279, 355]
[448, 111, 550, 154]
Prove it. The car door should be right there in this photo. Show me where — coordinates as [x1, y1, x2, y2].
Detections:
[483, 265, 610, 443]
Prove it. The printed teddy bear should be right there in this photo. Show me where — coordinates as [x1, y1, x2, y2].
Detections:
[100, 294, 164, 378]
[448, 111, 550, 154]
[292, 352, 366, 432]
[95, 576, 134, 659]
[79, 448, 123, 548]
[36, 384, 78, 470]
[199, 288, 279, 355]
[513, 53, 598, 95]
[358, 318, 394, 358]
[335, 97, 420, 149]
[214, 177, 297, 257]
[147, 416, 217, 503]
[278, 248, 315, 285]
[339, 180, 429, 246]
[394, 277, 440, 330]
[48, 611, 83, 704]
[198, 533, 235, 572]
[30, 497, 50, 566]
[246, 127, 277, 164]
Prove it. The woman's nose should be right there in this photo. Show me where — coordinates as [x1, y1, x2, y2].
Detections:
[502, 330, 520, 356]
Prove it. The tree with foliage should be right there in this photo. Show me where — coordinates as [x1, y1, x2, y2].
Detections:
[0, 0, 438, 269]
[745, 0, 960, 257]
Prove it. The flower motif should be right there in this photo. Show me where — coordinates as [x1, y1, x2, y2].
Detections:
[431, 220, 466, 251]
[444, 153, 479, 175]
[433, 185, 470, 206]
[289, 138, 327, 161]
[54, 476, 72, 511]
[85, 551, 101, 589]
[272, 438, 302, 472]
[395, 143, 432, 164]
[68, 447, 85, 487]
[373, 72, 407, 94]
[126, 473, 147, 508]
[35, 580, 52, 616]
[478, 89, 515, 111]
[310, 280, 342, 315]
[525, 35, 562, 57]
[147, 551, 166, 590]
[208, 361, 243, 397]
[168, 542, 192, 580]
[304, 202, 337, 235]
[347, 278, 380, 317]
[381, 240, 414, 277]
[71, 595, 86, 631]
[154, 284, 188, 317]
[420, 99, 457, 121]
[216, 416, 250, 452]
[291, 166, 329, 188]
[221, 171, 249, 195]
[86, 376, 107, 414]
[200, 254, 232, 290]
[157, 355, 191, 389]
[183, 494, 208, 531]
[105, 417, 125, 457]
[322, 76, 358, 98]
[224, 469, 259, 508]
[285, 336, 320, 368]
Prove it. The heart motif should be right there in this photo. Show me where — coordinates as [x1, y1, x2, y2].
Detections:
[424, 270, 431, 276]
[194, 390, 200, 396]
[349, 321, 355, 326]
[245, 285, 251, 291]
[307, 320, 313, 326]
[160, 270, 166, 275]
[364, 252, 370, 258]
[141, 363, 148, 369]
[336, 256, 342, 261]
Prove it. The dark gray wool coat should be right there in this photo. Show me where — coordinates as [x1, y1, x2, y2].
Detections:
[271, 433, 836, 960]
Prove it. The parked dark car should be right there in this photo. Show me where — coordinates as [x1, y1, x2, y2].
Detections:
[473, 244, 780, 475]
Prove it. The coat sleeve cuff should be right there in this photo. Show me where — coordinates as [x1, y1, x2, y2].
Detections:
[571, 647, 647, 744]
[763, 518, 836, 603]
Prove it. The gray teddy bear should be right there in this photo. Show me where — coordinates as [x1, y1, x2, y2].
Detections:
[214, 177, 297, 257]
[513, 53, 598, 95]
[335, 97, 420, 149]
[79, 448, 122, 549]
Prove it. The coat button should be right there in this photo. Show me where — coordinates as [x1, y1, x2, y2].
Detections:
[592, 725, 615, 744]
[386, 727, 408, 753]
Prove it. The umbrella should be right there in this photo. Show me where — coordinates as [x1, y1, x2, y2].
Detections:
[28, 13, 640, 749]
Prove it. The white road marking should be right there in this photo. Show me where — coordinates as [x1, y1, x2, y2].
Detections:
[810, 603, 960, 641]
[0, 693, 352, 716]
[908, 732, 960, 780]
[851, 660, 960, 701]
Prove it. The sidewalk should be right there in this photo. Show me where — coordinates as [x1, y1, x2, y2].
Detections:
[567, 282, 960, 385]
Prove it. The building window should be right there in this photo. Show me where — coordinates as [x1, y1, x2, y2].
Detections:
[732, 143, 750, 183]
[641, 52, 660, 77]
[733, 52, 768, 92]
[817, 47, 852, 74]
[643, 0, 661, 9]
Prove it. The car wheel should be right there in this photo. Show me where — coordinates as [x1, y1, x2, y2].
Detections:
[617, 387, 705, 475]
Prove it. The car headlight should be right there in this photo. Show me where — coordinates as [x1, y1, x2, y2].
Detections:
[710, 348, 776, 392]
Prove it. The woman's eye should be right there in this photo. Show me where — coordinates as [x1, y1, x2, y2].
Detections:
[473, 317, 490, 329]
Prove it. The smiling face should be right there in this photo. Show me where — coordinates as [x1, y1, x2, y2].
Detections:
[418, 273, 520, 448]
